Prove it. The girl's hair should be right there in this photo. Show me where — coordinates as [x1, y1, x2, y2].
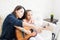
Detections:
[12, 5, 26, 17]
[21, 10, 31, 19]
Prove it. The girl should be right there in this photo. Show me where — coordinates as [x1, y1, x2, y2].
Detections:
[23, 10, 37, 37]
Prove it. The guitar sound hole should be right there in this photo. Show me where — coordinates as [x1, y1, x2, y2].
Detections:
[30, 29, 33, 33]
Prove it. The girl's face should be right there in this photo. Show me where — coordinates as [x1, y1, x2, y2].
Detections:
[16, 8, 24, 18]
[26, 11, 32, 20]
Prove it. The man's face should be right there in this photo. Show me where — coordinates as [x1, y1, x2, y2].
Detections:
[16, 8, 24, 18]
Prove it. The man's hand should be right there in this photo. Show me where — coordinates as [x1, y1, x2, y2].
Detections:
[15, 26, 31, 34]
[24, 30, 31, 34]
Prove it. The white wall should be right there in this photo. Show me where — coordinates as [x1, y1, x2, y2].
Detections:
[0, 0, 52, 20]
[53, 0, 60, 40]
[54, 0, 60, 20]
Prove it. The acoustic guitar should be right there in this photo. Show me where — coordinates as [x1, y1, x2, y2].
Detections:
[16, 26, 37, 40]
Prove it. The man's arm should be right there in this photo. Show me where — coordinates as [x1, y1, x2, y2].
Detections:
[8, 15, 41, 33]
[15, 26, 31, 34]
[8, 15, 23, 27]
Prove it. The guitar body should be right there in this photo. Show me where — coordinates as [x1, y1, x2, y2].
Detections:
[16, 26, 37, 40]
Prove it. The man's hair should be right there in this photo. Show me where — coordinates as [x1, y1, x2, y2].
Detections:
[12, 5, 26, 17]
[21, 10, 32, 19]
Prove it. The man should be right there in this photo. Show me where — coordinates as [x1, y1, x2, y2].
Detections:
[1, 5, 41, 40]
